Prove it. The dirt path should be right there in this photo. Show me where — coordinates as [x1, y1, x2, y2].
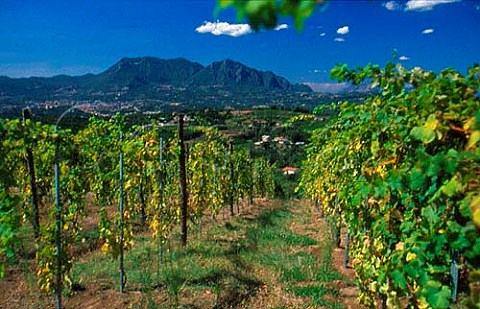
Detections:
[287, 200, 366, 309]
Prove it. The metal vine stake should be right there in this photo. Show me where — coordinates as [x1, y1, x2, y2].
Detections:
[117, 94, 126, 293]
[53, 104, 82, 309]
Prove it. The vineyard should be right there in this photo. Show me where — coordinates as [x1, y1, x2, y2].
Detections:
[1, 63, 480, 309]
[0, 113, 276, 308]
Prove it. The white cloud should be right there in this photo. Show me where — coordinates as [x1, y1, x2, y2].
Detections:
[195, 21, 252, 37]
[337, 26, 350, 35]
[274, 24, 289, 31]
[399, 56, 410, 61]
[405, 0, 460, 11]
[421, 28, 434, 34]
[384, 1, 402, 11]
[320, 32, 326, 37]
[334, 37, 345, 42]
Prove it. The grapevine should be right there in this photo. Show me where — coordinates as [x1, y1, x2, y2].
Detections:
[300, 63, 480, 308]
[0, 113, 277, 304]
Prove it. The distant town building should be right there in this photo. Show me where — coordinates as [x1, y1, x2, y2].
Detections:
[230, 110, 253, 116]
[282, 166, 300, 175]
[273, 136, 290, 144]
[261, 135, 271, 143]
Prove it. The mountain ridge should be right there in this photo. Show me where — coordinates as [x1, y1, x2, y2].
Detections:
[0, 57, 323, 114]
[0, 57, 311, 100]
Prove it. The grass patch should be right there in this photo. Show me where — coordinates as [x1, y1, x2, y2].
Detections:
[71, 201, 344, 308]
[289, 285, 343, 308]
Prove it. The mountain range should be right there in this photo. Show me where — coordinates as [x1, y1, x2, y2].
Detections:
[0, 57, 311, 107]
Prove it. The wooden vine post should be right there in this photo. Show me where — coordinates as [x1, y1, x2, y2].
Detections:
[118, 112, 126, 293]
[343, 227, 350, 268]
[178, 115, 188, 247]
[139, 128, 147, 227]
[22, 108, 40, 240]
[228, 138, 235, 217]
[53, 123, 62, 309]
[156, 135, 165, 281]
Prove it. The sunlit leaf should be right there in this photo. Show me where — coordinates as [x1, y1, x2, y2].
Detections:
[471, 195, 480, 227]
[441, 177, 463, 197]
[467, 131, 480, 148]
[425, 281, 451, 309]
[411, 126, 435, 144]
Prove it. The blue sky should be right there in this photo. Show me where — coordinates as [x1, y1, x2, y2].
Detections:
[0, 0, 479, 89]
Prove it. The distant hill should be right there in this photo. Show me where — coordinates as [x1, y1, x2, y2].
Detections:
[189, 59, 311, 92]
[96, 57, 205, 89]
[0, 57, 312, 107]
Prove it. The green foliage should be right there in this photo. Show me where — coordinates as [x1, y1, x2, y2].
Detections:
[216, 0, 328, 31]
[0, 121, 21, 277]
[0, 186, 20, 277]
[300, 63, 480, 308]
[0, 114, 277, 296]
[253, 158, 275, 198]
